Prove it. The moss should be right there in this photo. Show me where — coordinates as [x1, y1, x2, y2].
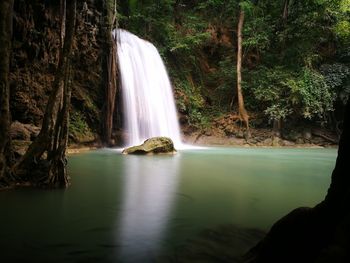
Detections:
[69, 111, 94, 143]
[122, 137, 176, 154]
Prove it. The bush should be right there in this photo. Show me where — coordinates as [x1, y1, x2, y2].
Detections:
[251, 66, 335, 122]
[69, 111, 94, 143]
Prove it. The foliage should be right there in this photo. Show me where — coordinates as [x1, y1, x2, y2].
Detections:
[294, 68, 335, 119]
[250, 67, 294, 121]
[328, 0, 350, 43]
[174, 78, 210, 129]
[251, 67, 335, 121]
[121, 1, 210, 60]
[242, 14, 272, 52]
[214, 57, 236, 103]
[69, 111, 93, 141]
[118, 0, 350, 128]
[320, 63, 350, 104]
[264, 104, 292, 122]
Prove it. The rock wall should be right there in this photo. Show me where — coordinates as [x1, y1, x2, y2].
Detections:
[10, 0, 103, 144]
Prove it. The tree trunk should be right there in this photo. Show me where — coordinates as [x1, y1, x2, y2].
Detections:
[236, 8, 250, 136]
[174, 0, 182, 25]
[282, 0, 290, 21]
[0, 0, 14, 183]
[13, 0, 76, 188]
[101, 0, 118, 146]
[273, 119, 282, 137]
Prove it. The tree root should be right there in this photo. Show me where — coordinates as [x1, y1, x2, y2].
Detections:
[312, 129, 338, 144]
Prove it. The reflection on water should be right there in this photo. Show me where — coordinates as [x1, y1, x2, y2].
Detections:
[116, 154, 180, 262]
[0, 147, 337, 262]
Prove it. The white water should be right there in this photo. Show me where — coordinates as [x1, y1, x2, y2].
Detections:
[115, 29, 182, 147]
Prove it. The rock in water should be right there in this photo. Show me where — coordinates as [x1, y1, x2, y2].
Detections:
[122, 137, 176, 155]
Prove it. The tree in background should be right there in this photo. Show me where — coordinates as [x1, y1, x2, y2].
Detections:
[236, 1, 251, 136]
[101, 0, 118, 146]
[0, 0, 14, 184]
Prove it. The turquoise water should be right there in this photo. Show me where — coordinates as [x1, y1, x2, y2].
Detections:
[0, 147, 337, 262]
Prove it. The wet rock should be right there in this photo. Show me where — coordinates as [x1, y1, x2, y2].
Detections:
[249, 138, 258, 144]
[204, 129, 212, 136]
[272, 136, 281, 146]
[284, 130, 302, 142]
[224, 124, 236, 136]
[282, 140, 296, 146]
[235, 130, 245, 139]
[296, 138, 304, 144]
[303, 130, 312, 140]
[122, 137, 176, 155]
[263, 138, 273, 146]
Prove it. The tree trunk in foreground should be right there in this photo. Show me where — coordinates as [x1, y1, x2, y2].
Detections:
[236, 8, 250, 136]
[0, 0, 14, 183]
[101, 0, 118, 146]
[13, 0, 76, 188]
[245, 101, 350, 263]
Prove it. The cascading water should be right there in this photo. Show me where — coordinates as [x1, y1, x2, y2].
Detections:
[115, 29, 182, 147]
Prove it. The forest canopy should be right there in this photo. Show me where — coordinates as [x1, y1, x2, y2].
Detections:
[118, 0, 349, 131]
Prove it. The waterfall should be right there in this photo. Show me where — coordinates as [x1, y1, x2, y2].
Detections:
[115, 29, 182, 147]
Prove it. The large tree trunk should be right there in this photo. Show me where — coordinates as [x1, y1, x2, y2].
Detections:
[101, 0, 118, 146]
[13, 0, 76, 188]
[236, 8, 250, 136]
[0, 0, 14, 183]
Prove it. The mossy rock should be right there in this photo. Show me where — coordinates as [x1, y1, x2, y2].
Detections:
[122, 137, 176, 155]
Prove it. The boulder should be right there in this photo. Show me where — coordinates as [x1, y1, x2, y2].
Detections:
[122, 137, 176, 155]
[263, 138, 273, 146]
[282, 140, 296, 146]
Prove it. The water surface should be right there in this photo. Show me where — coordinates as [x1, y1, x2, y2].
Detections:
[0, 147, 337, 262]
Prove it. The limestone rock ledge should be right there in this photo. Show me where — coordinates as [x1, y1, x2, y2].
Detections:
[122, 137, 176, 155]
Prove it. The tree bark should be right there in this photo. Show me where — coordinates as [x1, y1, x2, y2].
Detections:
[101, 0, 118, 146]
[273, 119, 282, 137]
[0, 0, 14, 182]
[236, 7, 250, 135]
[13, 0, 76, 188]
[282, 0, 290, 21]
[324, 103, 349, 206]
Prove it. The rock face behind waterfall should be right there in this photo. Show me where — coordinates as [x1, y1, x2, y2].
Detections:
[122, 137, 176, 155]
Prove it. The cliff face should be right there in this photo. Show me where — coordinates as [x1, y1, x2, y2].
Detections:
[10, 0, 103, 144]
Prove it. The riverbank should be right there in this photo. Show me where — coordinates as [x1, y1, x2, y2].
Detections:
[182, 126, 338, 148]
[67, 144, 99, 155]
[10, 127, 337, 161]
[10, 116, 339, 156]
[2, 136, 336, 191]
[183, 135, 337, 148]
